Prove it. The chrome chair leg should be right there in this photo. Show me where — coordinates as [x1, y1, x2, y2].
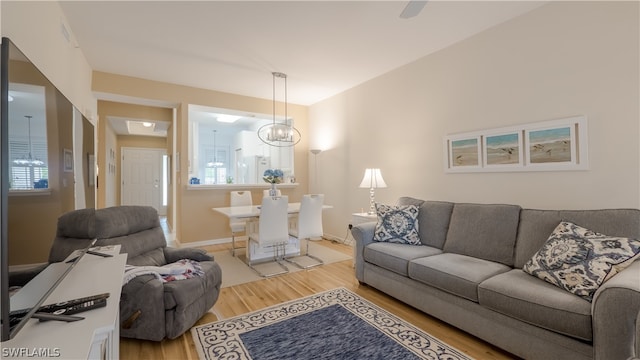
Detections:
[231, 233, 237, 257]
[285, 238, 324, 269]
[246, 242, 289, 278]
[230, 232, 247, 257]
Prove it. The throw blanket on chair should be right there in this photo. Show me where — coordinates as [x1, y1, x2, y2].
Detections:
[123, 259, 204, 285]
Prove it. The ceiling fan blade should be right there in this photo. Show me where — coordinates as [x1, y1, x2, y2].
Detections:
[400, 0, 428, 19]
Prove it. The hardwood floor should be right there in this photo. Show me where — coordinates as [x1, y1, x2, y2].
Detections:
[120, 240, 518, 359]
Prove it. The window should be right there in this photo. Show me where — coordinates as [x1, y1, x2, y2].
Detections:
[9, 134, 48, 190]
[188, 105, 295, 185]
[8, 84, 48, 190]
[202, 147, 228, 184]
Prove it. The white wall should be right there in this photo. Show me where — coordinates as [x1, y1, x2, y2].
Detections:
[309, 2, 640, 239]
[1, 1, 96, 123]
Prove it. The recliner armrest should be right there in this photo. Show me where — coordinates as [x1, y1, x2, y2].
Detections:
[120, 274, 166, 341]
[163, 247, 213, 264]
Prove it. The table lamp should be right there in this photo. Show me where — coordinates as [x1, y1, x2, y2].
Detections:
[359, 168, 387, 215]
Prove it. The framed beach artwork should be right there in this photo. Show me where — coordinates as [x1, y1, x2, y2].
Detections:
[444, 135, 482, 172]
[444, 115, 588, 173]
[483, 131, 523, 168]
[524, 116, 588, 170]
[526, 126, 573, 164]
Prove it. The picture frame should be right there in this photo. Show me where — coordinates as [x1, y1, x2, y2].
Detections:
[63, 149, 73, 172]
[524, 116, 587, 170]
[445, 135, 482, 172]
[483, 130, 523, 168]
[444, 115, 588, 173]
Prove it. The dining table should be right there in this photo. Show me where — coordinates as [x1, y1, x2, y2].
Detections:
[212, 202, 333, 262]
[212, 202, 332, 219]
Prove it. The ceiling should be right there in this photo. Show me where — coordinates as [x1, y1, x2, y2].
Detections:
[59, 1, 546, 108]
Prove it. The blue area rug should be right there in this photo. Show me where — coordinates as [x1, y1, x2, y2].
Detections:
[191, 287, 473, 360]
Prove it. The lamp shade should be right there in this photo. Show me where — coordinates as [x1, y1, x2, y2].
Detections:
[359, 168, 387, 189]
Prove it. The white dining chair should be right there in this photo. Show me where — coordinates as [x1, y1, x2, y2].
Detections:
[229, 191, 253, 257]
[286, 194, 325, 269]
[247, 195, 290, 277]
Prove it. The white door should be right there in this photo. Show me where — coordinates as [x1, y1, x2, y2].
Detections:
[121, 148, 166, 215]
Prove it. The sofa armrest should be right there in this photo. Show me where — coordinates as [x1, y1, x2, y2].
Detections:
[592, 260, 640, 360]
[351, 222, 376, 282]
[163, 247, 213, 263]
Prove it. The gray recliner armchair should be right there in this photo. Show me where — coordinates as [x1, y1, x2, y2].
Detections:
[49, 205, 222, 341]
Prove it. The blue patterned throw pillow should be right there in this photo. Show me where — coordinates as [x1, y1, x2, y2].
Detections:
[373, 203, 420, 245]
[523, 221, 640, 302]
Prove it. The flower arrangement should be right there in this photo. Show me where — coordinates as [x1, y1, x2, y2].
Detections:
[263, 169, 284, 184]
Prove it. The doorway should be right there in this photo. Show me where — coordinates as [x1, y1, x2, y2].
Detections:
[121, 147, 167, 215]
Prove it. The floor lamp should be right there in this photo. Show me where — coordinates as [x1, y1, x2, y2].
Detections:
[310, 149, 321, 190]
[359, 168, 387, 215]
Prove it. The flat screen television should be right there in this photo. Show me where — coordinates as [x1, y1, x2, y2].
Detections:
[0, 37, 96, 342]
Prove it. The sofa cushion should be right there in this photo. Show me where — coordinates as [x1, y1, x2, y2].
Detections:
[48, 208, 96, 262]
[94, 206, 168, 263]
[408, 253, 511, 302]
[364, 242, 442, 276]
[373, 203, 420, 244]
[97, 227, 168, 265]
[397, 198, 454, 249]
[96, 205, 161, 238]
[478, 269, 592, 341]
[514, 208, 640, 268]
[126, 247, 167, 267]
[443, 203, 521, 266]
[523, 221, 640, 302]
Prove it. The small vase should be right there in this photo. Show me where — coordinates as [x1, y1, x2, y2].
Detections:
[269, 183, 278, 197]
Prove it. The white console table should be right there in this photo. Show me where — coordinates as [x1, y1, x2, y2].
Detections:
[3, 248, 126, 359]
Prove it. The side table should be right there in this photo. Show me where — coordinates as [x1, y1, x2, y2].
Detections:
[351, 212, 377, 228]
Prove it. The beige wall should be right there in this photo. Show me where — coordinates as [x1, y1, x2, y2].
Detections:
[309, 1, 640, 240]
[92, 72, 310, 244]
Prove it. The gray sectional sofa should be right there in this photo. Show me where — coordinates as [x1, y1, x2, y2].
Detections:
[351, 198, 640, 360]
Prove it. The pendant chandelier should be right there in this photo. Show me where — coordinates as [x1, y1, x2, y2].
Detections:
[206, 130, 223, 168]
[257, 72, 301, 147]
[13, 115, 44, 167]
